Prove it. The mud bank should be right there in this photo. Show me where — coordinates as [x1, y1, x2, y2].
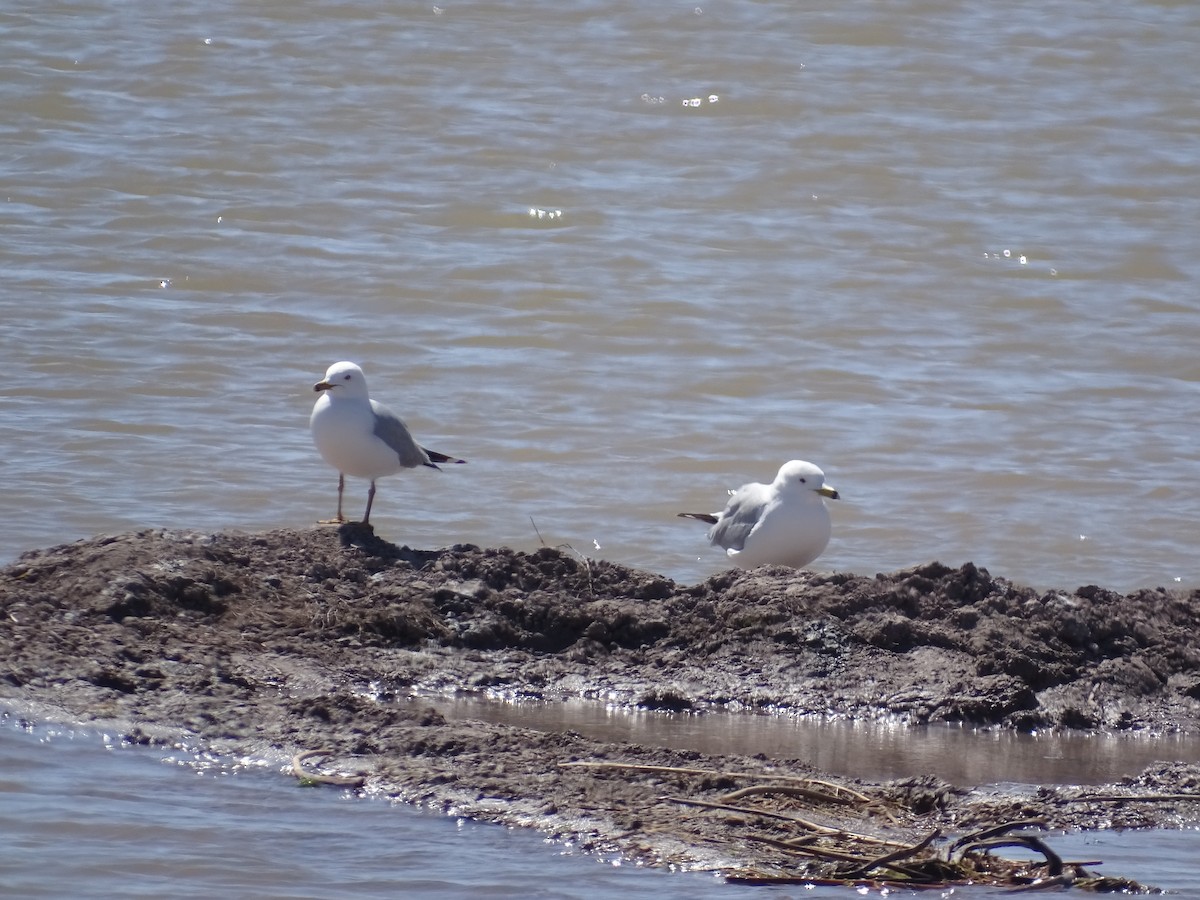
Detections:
[3, 526, 1199, 888]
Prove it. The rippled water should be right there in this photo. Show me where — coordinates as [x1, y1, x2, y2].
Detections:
[3, 0, 1198, 593]
[3, 0, 1200, 893]
[5, 713, 1200, 897]
[0, 717, 740, 899]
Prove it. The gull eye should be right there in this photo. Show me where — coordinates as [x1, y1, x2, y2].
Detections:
[343, 374, 352, 381]
[799, 477, 806, 483]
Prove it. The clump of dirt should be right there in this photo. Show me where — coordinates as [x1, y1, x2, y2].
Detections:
[3, 525, 1199, 887]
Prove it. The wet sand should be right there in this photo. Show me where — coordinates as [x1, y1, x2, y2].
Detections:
[3, 525, 1199, 888]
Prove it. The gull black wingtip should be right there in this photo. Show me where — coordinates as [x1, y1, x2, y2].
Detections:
[424, 449, 467, 467]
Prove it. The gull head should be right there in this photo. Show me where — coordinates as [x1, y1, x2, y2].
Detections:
[313, 361, 369, 398]
[773, 460, 839, 501]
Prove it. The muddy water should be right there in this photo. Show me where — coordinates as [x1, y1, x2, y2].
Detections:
[6, 714, 1200, 897]
[3, 1, 1199, 593]
[0, 719, 739, 899]
[430, 695, 1200, 788]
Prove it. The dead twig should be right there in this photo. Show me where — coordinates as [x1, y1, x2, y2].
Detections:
[291, 749, 366, 788]
[1066, 792, 1200, 803]
[559, 761, 871, 802]
[744, 832, 873, 864]
[529, 515, 545, 545]
[530, 516, 595, 595]
[727, 874, 956, 887]
[955, 836, 1064, 878]
[747, 832, 818, 849]
[838, 828, 942, 880]
[718, 783, 858, 806]
[950, 820, 1046, 855]
[661, 795, 908, 848]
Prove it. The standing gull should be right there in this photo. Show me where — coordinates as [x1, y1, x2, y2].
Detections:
[310, 361, 465, 525]
[678, 460, 839, 569]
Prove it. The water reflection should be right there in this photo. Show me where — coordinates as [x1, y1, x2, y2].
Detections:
[426, 695, 1200, 787]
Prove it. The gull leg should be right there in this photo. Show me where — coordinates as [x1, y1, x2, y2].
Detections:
[319, 474, 349, 525]
[362, 479, 376, 525]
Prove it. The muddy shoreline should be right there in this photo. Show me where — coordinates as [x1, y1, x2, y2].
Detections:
[4, 525, 1200, 887]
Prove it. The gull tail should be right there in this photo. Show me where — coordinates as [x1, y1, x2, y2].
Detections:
[423, 448, 467, 469]
[677, 512, 719, 524]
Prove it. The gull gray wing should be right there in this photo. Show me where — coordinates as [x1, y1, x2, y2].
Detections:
[707, 489, 769, 552]
[370, 400, 433, 469]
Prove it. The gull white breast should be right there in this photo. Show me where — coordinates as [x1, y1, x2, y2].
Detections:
[678, 460, 839, 569]
[309, 361, 464, 525]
